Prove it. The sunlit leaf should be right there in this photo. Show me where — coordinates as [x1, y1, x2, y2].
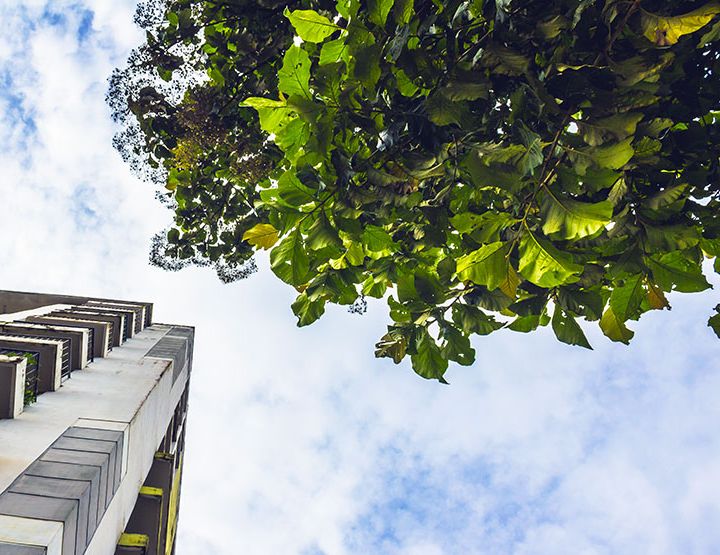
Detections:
[518, 230, 583, 287]
[540, 189, 613, 240]
[285, 9, 341, 43]
[278, 46, 312, 98]
[641, 3, 720, 46]
[243, 223, 279, 249]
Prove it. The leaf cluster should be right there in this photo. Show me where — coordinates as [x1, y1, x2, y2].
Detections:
[111, 0, 720, 381]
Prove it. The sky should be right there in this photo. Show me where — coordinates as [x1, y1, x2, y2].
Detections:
[0, 2, 719, 554]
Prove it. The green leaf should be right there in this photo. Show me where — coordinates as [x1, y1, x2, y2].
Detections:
[515, 124, 544, 177]
[579, 113, 644, 146]
[518, 230, 583, 287]
[540, 189, 613, 240]
[336, 0, 360, 20]
[375, 328, 409, 363]
[600, 306, 634, 344]
[277, 171, 316, 207]
[292, 292, 327, 326]
[641, 2, 720, 46]
[462, 150, 523, 192]
[307, 213, 342, 250]
[456, 242, 508, 290]
[393, 0, 414, 24]
[452, 303, 504, 336]
[600, 275, 644, 344]
[368, 0, 395, 26]
[242, 223, 279, 249]
[208, 67, 225, 87]
[363, 275, 389, 298]
[450, 212, 511, 236]
[425, 91, 468, 126]
[353, 44, 382, 88]
[589, 138, 635, 170]
[361, 225, 398, 252]
[439, 81, 489, 101]
[278, 46, 312, 98]
[415, 270, 443, 304]
[440, 323, 476, 366]
[610, 275, 644, 321]
[537, 15, 569, 39]
[608, 177, 628, 206]
[646, 251, 711, 293]
[557, 288, 605, 321]
[507, 313, 548, 333]
[699, 18, 720, 45]
[643, 224, 700, 251]
[411, 327, 449, 382]
[270, 230, 310, 285]
[285, 9, 341, 43]
[394, 68, 419, 96]
[552, 307, 592, 349]
[644, 184, 688, 212]
[482, 44, 530, 75]
[709, 306, 720, 339]
[319, 37, 348, 65]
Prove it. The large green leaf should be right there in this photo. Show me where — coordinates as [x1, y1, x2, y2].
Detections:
[285, 9, 341, 43]
[599, 306, 634, 344]
[646, 251, 711, 293]
[319, 37, 348, 65]
[270, 230, 310, 285]
[540, 189, 613, 240]
[451, 303, 504, 336]
[411, 327, 449, 382]
[368, 0, 395, 26]
[552, 307, 592, 349]
[425, 91, 468, 126]
[440, 323, 476, 366]
[579, 113, 643, 146]
[292, 292, 326, 326]
[277, 171, 316, 207]
[393, 0, 414, 24]
[455, 242, 508, 290]
[361, 225, 398, 253]
[278, 46, 311, 98]
[242, 97, 294, 135]
[518, 230, 583, 287]
[609, 275, 644, 320]
[600, 275, 644, 344]
[575, 138, 634, 174]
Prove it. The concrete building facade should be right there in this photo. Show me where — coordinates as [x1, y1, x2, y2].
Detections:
[0, 291, 193, 555]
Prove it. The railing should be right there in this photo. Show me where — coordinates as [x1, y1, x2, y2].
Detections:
[87, 326, 95, 362]
[0, 349, 39, 405]
[12, 335, 71, 381]
[72, 307, 128, 342]
[19, 320, 96, 363]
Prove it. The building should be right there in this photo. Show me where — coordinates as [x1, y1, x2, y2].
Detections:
[0, 290, 193, 555]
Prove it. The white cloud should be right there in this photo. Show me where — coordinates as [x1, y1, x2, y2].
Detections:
[0, 3, 719, 554]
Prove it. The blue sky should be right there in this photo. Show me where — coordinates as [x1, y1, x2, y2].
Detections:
[0, 2, 719, 554]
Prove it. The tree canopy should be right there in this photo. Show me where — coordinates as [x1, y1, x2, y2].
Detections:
[109, 0, 720, 381]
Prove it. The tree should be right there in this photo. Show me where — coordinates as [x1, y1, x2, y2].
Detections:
[109, 0, 720, 381]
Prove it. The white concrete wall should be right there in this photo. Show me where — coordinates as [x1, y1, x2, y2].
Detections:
[0, 324, 190, 554]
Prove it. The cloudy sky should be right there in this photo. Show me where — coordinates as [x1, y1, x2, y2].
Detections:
[1, 2, 719, 554]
